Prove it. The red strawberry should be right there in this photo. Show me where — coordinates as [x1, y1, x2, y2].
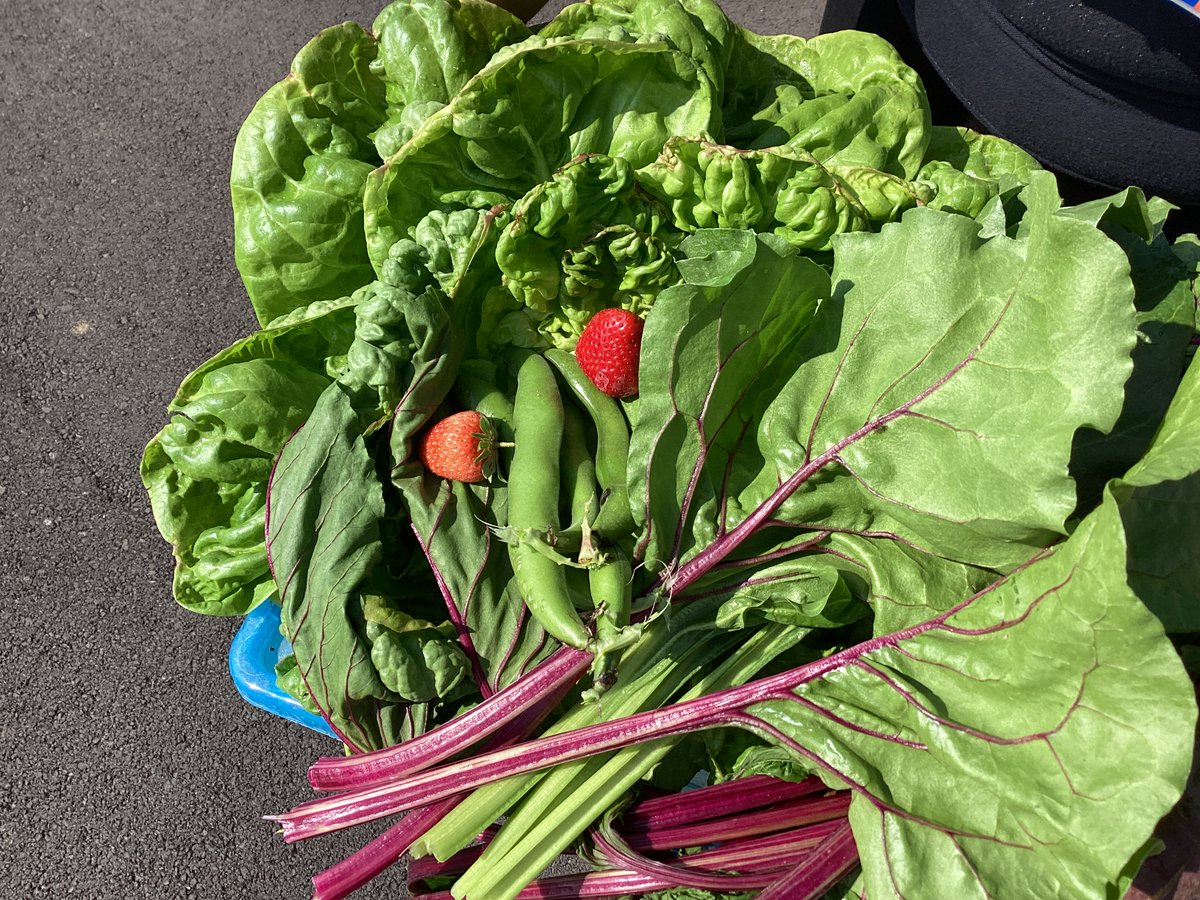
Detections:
[575, 308, 644, 398]
[417, 411, 498, 483]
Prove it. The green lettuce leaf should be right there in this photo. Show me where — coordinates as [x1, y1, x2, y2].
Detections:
[141, 301, 356, 615]
[231, 22, 388, 324]
[363, 34, 717, 275]
[370, 0, 530, 159]
[637, 137, 902, 250]
[916, 125, 1041, 219]
[494, 153, 676, 349]
[540, 0, 735, 95]
[722, 29, 930, 178]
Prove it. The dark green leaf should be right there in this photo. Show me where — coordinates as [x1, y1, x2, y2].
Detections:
[267, 382, 402, 750]
[628, 230, 831, 573]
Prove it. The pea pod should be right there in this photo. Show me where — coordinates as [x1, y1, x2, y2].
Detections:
[544, 348, 636, 542]
[507, 353, 592, 650]
[559, 400, 599, 533]
[584, 545, 639, 700]
[590, 546, 632, 642]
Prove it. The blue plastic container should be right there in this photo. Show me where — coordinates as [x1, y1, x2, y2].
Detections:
[228, 601, 339, 740]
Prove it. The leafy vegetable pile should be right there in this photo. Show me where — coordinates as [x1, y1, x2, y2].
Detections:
[141, 1, 1200, 897]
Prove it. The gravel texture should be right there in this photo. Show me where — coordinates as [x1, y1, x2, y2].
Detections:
[0, 2, 821, 898]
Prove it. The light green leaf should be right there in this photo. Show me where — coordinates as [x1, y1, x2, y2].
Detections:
[723, 29, 930, 178]
[141, 302, 356, 615]
[364, 35, 716, 275]
[540, 0, 735, 95]
[369, 0, 530, 158]
[1108, 354, 1200, 632]
[753, 175, 1137, 567]
[231, 22, 387, 324]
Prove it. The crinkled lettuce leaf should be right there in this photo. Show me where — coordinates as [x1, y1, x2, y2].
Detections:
[492, 153, 677, 349]
[916, 125, 1042, 218]
[540, 0, 735, 95]
[232, 1, 531, 326]
[363, 34, 717, 277]
[231, 22, 387, 325]
[369, 0, 531, 159]
[722, 29, 930, 178]
[141, 301, 357, 615]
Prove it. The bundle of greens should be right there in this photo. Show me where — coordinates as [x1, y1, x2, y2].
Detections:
[141, 1, 1200, 897]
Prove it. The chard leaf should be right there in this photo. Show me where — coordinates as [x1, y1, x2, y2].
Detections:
[364, 35, 716, 274]
[628, 229, 831, 573]
[1109, 353, 1200, 632]
[265, 286, 459, 749]
[266, 382, 400, 752]
[283, 495, 1196, 899]
[1070, 191, 1197, 508]
[823, 525, 995, 634]
[702, 559, 867, 631]
[744, 175, 1137, 569]
[231, 22, 387, 324]
[321, 495, 1195, 897]
[378, 287, 553, 695]
[814, 497, 1197, 899]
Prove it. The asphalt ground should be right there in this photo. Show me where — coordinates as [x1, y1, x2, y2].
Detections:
[0, 2, 821, 898]
[2, 2, 1195, 899]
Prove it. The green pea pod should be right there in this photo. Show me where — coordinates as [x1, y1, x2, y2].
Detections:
[508, 353, 592, 650]
[544, 348, 636, 541]
[590, 546, 632, 641]
[584, 545, 638, 700]
[560, 400, 599, 532]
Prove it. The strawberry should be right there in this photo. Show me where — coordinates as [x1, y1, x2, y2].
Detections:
[574, 308, 644, 398]
[417, 411, 499, 483]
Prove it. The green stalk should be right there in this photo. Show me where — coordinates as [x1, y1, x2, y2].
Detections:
[454, 623, 806, 900]
[415, 600, 742, 862]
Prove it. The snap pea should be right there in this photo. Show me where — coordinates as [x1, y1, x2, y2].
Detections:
[590, 545, 632, 642]
[559, 400, 599, 533]
[544, 348, 635, 542]
[508, 353, 591, 650]
[584, 545, 637, 700]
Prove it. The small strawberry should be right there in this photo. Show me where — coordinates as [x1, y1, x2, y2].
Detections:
[574, 308, 644, 398]
[417, 411, 500, 483]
